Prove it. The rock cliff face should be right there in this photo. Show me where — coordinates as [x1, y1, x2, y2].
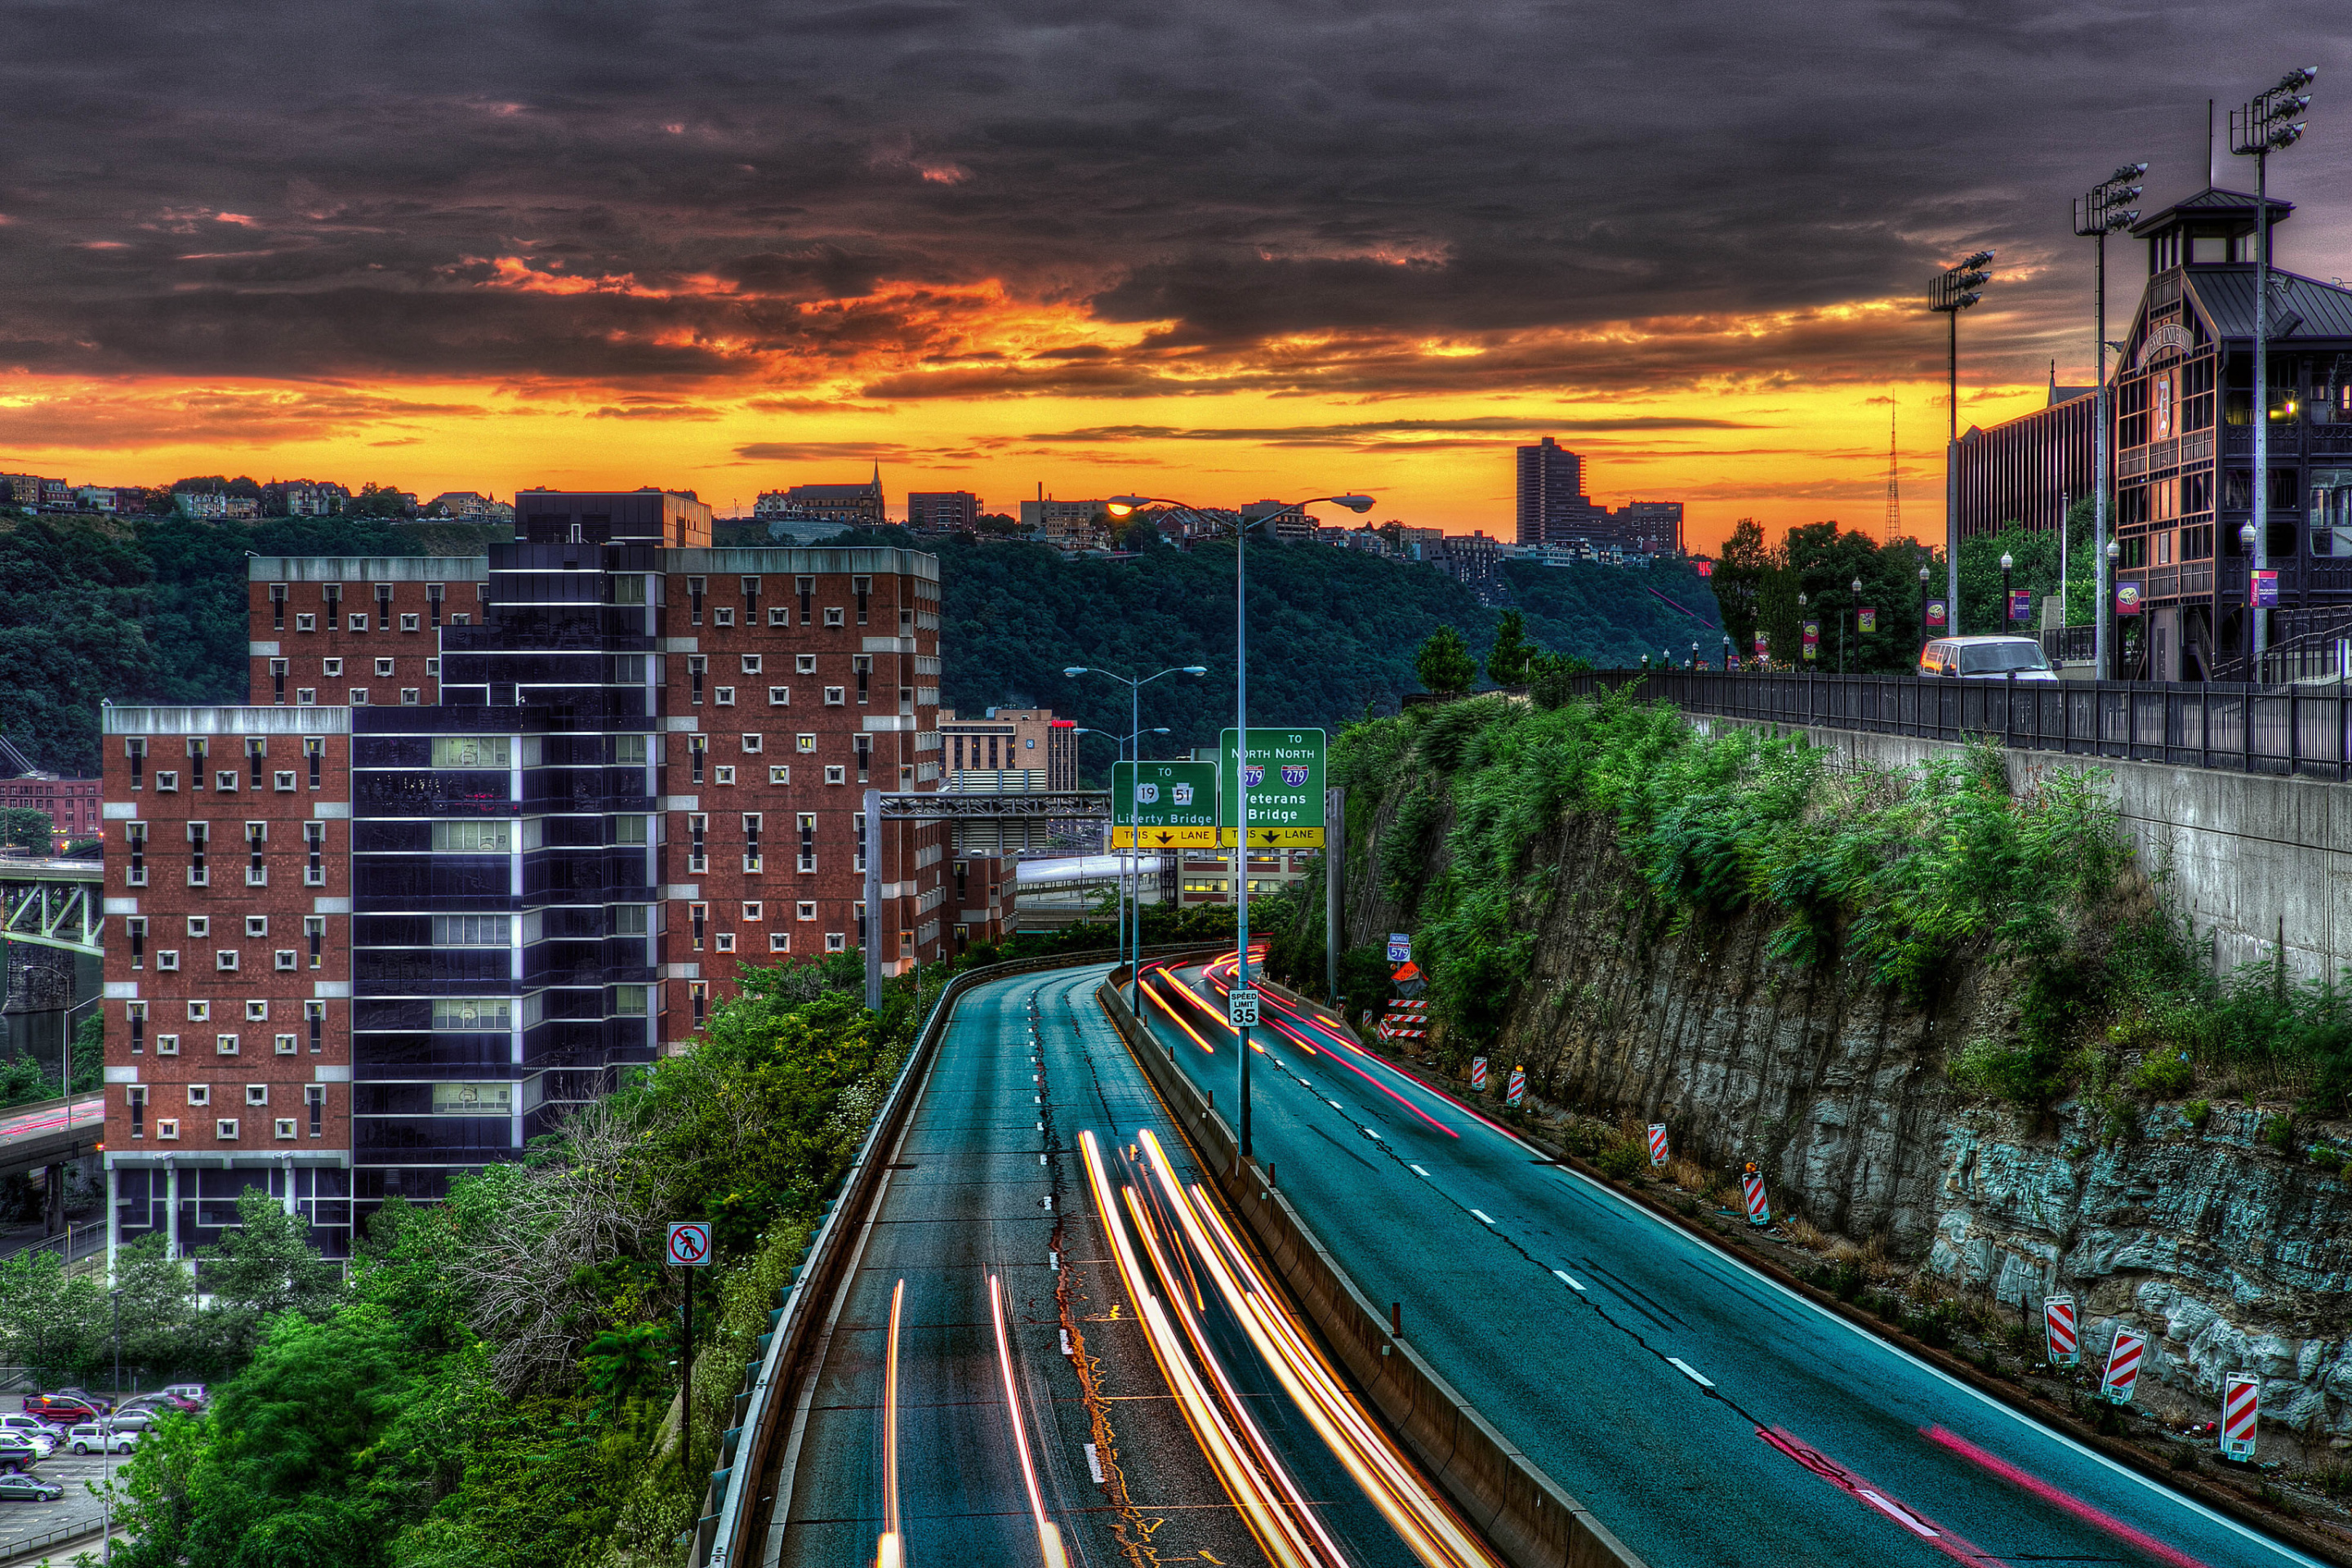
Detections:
[1347, 802, 2352, 1432]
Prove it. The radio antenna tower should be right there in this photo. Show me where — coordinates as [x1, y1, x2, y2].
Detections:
[1882, 392, 1901, 540]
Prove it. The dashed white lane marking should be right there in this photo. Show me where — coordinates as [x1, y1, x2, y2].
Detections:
[1327, 1099, 1344, 1110]
[1084, 1442, 1105, 1484]
[1552, 1269, 1586, 1292]
[1410, 1164, 1430, 1178]
[1470, 1209, 1495, 1225]
[1668, 1357, 1715, 1389]
[1856, 1490, 1939, 1538]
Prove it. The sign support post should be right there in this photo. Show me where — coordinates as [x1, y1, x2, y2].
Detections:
[667, 1221, 714, 1491]
[1325, 786, 1344, 1008]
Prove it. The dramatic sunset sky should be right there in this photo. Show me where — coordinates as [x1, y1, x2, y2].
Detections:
[3, 2, 2348, 552]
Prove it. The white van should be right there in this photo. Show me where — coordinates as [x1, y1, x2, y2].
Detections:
[1918, 635, 2058, 681]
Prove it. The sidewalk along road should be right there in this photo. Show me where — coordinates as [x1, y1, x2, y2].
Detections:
[759, 962, 1499, 1568]
[1133, 954, 2326, 1568]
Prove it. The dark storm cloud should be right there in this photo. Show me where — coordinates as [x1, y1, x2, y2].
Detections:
[2, 0, 2346, 393]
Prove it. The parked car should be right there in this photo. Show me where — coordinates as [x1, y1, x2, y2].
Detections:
[101, 1410, 154, 1435]
[0, 1434, 43, 1474]
[160, 1383, 208, 1407]
[1917, 635, 2060, 681]
[0, 1416, 57, 1454]
[0, 1469, 66, 1502]
[19, 1395, 100, 1428]
[116, 1392, 201, 1418]
[65, 1423, 136, 1455]
[50, 1388, 113, 1416]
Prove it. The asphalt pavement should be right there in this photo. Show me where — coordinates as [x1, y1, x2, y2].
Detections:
[1135, 960, 2325, 1568]
[759, 964, 1437, 1568]
[0, 1448, 124, 1566]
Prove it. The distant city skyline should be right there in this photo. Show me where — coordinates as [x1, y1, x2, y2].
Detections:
[0, 10, 2345, 553]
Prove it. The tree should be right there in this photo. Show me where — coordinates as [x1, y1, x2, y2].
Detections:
[1484, 611, 1535, 686]
[0, 807, 51, 849]
[345, 483, 412, 519]
[1414, 625, 1479, 694]
[200, 1190, 345, 1357]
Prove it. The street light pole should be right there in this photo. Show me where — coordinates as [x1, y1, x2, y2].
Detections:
[2234, 68, 2318, 670]
[1931, 251, 1995, 630]
[2002, 551, 2014, 630]
[1104, 493, 1374, 1160]
[2078, 164, 2145, 680]
[1064, 666, 1204, 1009]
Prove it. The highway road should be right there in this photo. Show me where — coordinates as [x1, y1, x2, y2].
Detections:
[1134, 955, 2325, 1568]
[756, 963, 1493, 1568]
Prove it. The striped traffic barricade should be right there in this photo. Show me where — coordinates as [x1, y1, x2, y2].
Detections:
[1646, 1124, 1668, 1166]
[2100, 1326, 2146, 1405]
[1470, 1057, 1489, 1093]
[2221, 1374, 2258, 1461]
[1381, 1000, 1428, 1041]
[1504, 1065, 1526, 1107]
[1740, 1164, 1770, 1227]
[2042, 1294, 2078, 1366]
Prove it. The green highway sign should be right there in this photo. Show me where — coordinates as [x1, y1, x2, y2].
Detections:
[1111, 759, 1222, 849]
[1219, 728, 1325, 848]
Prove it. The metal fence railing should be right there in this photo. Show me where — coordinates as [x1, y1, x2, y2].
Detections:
[1570, 669, 2352, 782]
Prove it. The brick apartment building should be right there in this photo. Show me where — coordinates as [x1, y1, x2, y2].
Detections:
[0, 734, 101, 847]
[100, 489, 952, 1263]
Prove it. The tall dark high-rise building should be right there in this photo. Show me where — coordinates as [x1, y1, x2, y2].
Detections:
[1515, 438, 1588, 545]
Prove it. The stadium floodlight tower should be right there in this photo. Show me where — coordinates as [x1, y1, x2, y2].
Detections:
[1931, 249, 1994, 629]
[2074, 163, 2144, 678]
[2232, 65, 2318, 667]
[1103, 491, 1373, 1158]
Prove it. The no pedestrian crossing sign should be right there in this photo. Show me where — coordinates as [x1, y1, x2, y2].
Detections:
[1111, 759, 1221, 849]
[666, 1220, 714, 1268]
[1219, 728, 1325, 847]
[1228, 986, 1260, 1027]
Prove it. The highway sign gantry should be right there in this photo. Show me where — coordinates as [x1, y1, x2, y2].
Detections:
[1220, 728, 1325, 848]
[1111, 759, 1221, 849]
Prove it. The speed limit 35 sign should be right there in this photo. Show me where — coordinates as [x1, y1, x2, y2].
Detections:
[1228, 986, 1259, 1027]
[666, 1220, 713, 1267]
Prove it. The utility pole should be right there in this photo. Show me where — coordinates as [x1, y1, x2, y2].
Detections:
[1932, 251, 1994, 630]
[2077, 164, 2143, 680]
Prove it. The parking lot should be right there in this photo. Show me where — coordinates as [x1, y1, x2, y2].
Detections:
[0, 1450, 122, 1563]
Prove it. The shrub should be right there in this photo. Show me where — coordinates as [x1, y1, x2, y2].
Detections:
[2131, 1052, 2195, 1096]
[2183, 1098, 2211, 1130]
[1595, 1140, 1646, 1180]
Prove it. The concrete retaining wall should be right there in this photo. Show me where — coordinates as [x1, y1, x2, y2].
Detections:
[1695, 718, 2352, 983]
[1097, 978, 1645, 1568]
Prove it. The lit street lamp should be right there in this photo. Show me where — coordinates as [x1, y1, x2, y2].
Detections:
[1932, 249, 1995, 629]
[2075, 163, 2143, 680]
[2233, 66, 2319, 666]
[2001, 551, 2015, 631]
[1064, 666, 1202, 1009]
[2106, 538, 2122, 677]
[1103, 492, 1373, 1159]
[1843, 575, 1864, 672]
[2240, 521, 2261, 675]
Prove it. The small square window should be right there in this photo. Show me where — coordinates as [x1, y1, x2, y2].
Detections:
[156, 1117, 180, 1140]
[796, 902, 817, 920]
[245, 915, 269, 938]
[714, 607, 737, 626]
[349, 688, 369, 705]
[216, 1117, 240, 1141]
[216, 950, 239, 972]
[375, 658, 395, 677]
[740, 733, 763, 754]
[347, 612, 369, 632]
[425, 657, 440, 677]
[274, 770, 297, 791]
[715, 686, 736, 706]
[768, 684, 791, 706]
[741, 654, 762, 675]
[825, 765, 846, 785]
[187, 915, 210, 938]
[155, 771, 180, 792]
[155, 1033, 180, 1055]
[244, 999, 269, 1021]
[824, 686, 846, 706]
[275, 1033, 298, 1055]
[796, 733, 817, 753]
[157, 950, 180, 972]
[400, 613, 421, 631]
[187, 1085, 211, 1107]
[216, 1032, 239, 1054]
[823, 608, 845, 627]
[295, 613, 316, 632]
[795, 655, 817, 675]
[768, 931, 791, 953]
[825, 930, 847, 951]
[296, 688, 316, 705]
[715, 933, 736, 953]
[768, 764, 791, 785]
[768, 606, 790, 626]
[275, 949, 297, 971]
[275, 1118, 298, 1140]
[742, 901, 762, 920]
[216, 769, 239, 791]
[187, 1000, 210, 1022]
[714, 765, 737, 786]
[323, 658, 343, 676]
[401, 688, 421, 705]
[245, 1085, 269, 1106]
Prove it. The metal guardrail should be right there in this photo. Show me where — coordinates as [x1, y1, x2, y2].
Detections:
[1571, 669, 2352, 782]
[0, 1516, 108, 1567]
[697, 942, 1214, 1567]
